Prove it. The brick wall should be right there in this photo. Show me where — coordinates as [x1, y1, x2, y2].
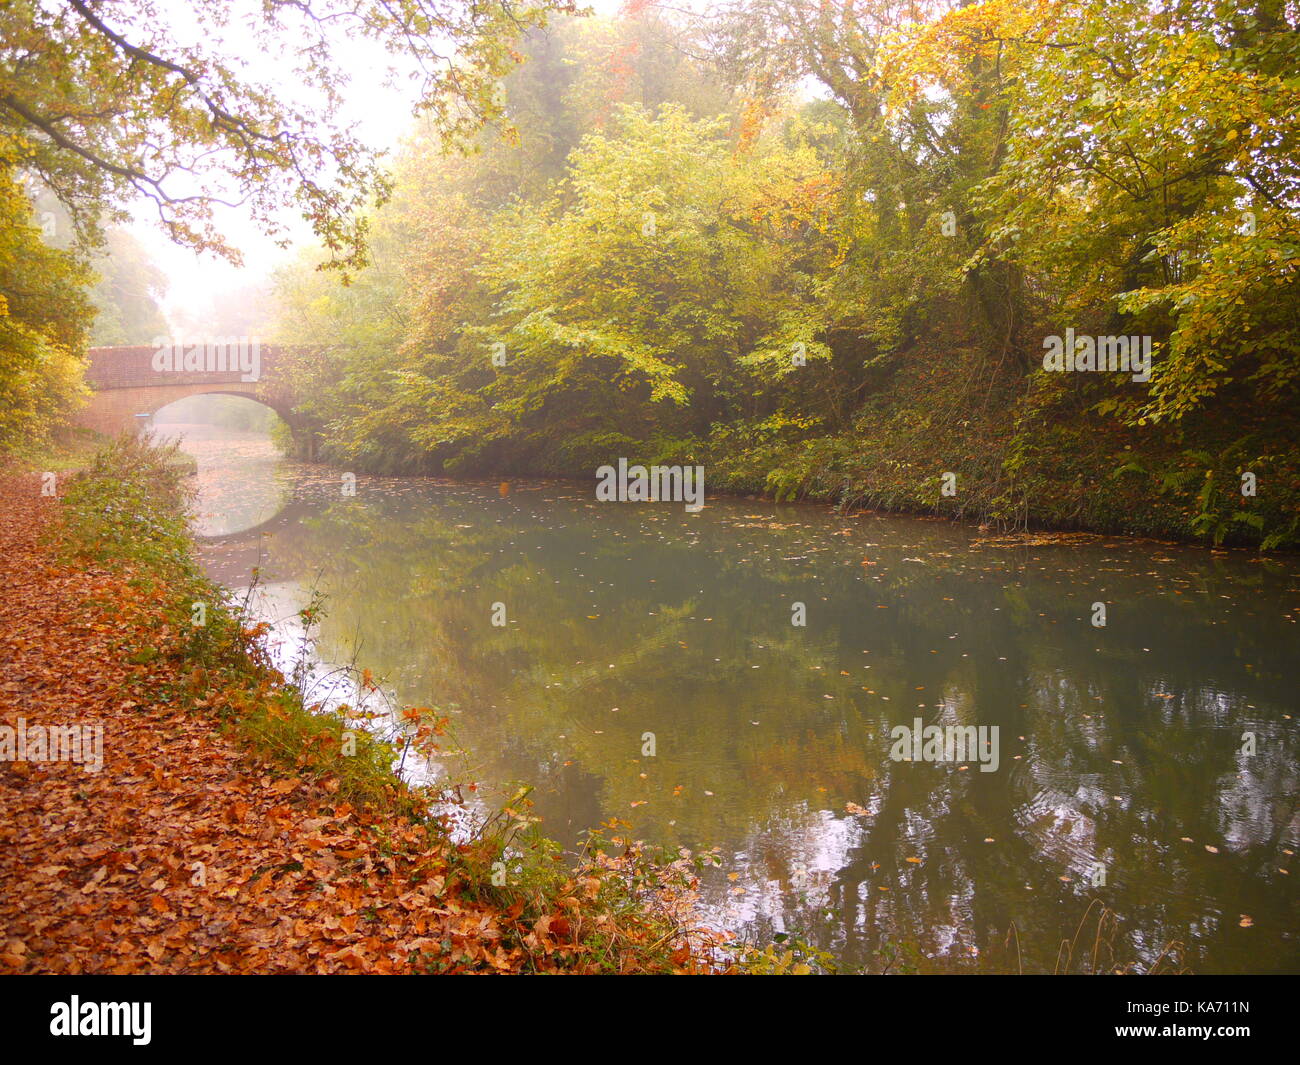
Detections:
[85, 344, 286, 390]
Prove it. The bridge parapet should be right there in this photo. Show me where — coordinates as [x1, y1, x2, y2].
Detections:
[85, 342, 287, 390]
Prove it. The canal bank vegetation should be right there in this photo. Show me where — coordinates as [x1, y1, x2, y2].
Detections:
[18, 434, 735, 973]
[266, 2, 1300, 550]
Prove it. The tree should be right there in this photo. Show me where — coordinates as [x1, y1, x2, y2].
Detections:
[0, 0, 573, 273]
[0, 169, 92, 445]
[88, 229, 169, 345]
[891, 0, 1300, 422]
[0, 0, 573, 451]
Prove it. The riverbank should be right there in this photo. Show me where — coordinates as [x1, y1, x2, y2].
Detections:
[0, 438, 729, 974]
[299, 337, 1300, 553]
[703, 345, 1300, 552]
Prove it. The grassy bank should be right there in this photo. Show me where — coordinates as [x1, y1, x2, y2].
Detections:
[705, 343, 1300, 550]
[22, 435, 734, 974]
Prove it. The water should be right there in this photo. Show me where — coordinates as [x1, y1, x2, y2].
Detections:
[175, 426, 1300, 973]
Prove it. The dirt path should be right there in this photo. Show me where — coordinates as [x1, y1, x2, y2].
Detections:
[0, 473, 518, 973]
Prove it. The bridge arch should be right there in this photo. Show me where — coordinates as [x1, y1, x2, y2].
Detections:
[150, 388, 297, 432]
[77, 344, 318, 458]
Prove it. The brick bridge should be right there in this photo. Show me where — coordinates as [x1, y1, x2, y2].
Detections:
[78, 343, 319, 458]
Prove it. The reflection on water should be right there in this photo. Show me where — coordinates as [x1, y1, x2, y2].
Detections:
[186, 426, 1300, 973]
[154, 422, 294, 537]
